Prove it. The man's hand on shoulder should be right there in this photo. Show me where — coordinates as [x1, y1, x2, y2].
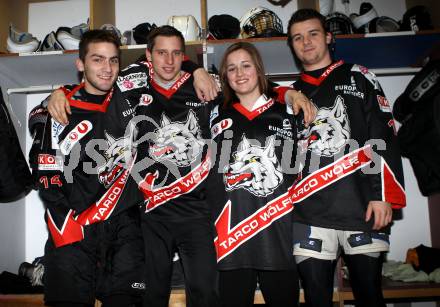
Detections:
[365, 201, 393, 230]
[285, 90, 316, 127]
[47, 89, 70, 125]
[193, 68, 219, 102]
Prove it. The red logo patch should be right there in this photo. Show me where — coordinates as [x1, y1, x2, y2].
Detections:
[359, 65, 369, 74]
[69, 132, 78, 140]
[140, 94, 153, 106]
[38, 154, 63, 171]
[377, 95, 391, 112]
[123, 79, 134, 89]
[38, 154, 56, 165]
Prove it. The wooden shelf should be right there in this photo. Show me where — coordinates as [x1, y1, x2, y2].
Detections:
[0, 294, 100, 307]
[339, 277, 440, 304]
[0, 288, 335, 306]
[6, 282, 437, 307]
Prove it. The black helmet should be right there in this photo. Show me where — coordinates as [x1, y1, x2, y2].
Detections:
[400, 5, 433, 32]
[133, 22, 157, 44]
[208, 14, 240, 39]
[368, 16, 400, 33]
[325, 12, 354, 35]
[240, 7, 284, 38]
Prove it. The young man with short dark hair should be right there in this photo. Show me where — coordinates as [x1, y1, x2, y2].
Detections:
[286, 9, 406, 307]
[29, 29, 145, 307]
[133, 25, 220, 307]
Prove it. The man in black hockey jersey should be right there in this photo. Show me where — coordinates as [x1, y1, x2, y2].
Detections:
[286, 9, 406, 307]
[127, 25, 221, 307]
[104, 24, 219, 306]
[29, 30, 146, 307]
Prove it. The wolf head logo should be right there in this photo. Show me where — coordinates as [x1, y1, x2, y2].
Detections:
[224, 135, 283, 197]
[149, 110, 204, 167]
[298, 95, 350, 157]
[98, 132, 134, 187]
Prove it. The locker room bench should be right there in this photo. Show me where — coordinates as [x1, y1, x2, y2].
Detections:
[0, 288, 336, 306]
[338, 277, 440, 307]
[2, 282, 440, 306]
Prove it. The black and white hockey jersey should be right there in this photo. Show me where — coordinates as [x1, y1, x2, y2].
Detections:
[113, 63, 295, 220]
[290, 60, 406, 232]
[209, 95, 297, 270]
[30, 60, 203, 246]
[111, 63, 295, 223]
[30, 84, 119, 247]
[125, 63, 220, 221]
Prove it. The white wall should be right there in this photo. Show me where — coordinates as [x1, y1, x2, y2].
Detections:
[28, 0, 89, 41]
[116, 0, 202, 33]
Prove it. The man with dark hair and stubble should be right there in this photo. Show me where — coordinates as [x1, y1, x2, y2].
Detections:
[29, 29, 146, 307]
[128, 25, 221, 307]
[286, 9, 406, 307]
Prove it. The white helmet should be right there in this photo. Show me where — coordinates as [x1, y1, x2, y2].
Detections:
[351, 2, 378, 31]
[6, 24, 39, 53]
[56, 22, 89, 50]
[240, 7, 283, 39]
[100, 24, 125, 45]
[167, 15, 201, 42]
[319, 0, 334, 16]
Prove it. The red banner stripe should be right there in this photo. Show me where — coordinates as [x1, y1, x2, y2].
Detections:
[289, 146, 372, 204]
[214, 191, 293, 262]
[139, 153, 211, 212]
[76, 168, 131, 225]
